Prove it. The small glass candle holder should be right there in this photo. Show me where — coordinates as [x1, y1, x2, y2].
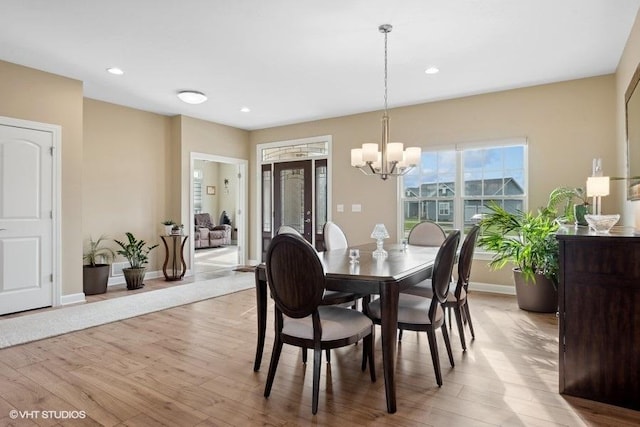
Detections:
[349, 248, 360, 264]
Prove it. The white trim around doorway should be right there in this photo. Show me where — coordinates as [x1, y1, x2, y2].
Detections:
[0, 115, 61, 307]
[189, 152, 248, 270]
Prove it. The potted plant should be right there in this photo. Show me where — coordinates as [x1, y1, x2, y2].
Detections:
[114, 232, 158, 290]
[478, 202, 559, 313]
[171, 224, 184, 235]
[547, 187, 590, 226]
[161, 220, 175, 235]
[83, 235, 115, 295]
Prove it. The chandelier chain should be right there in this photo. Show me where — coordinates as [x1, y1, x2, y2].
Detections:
[383, 29, 388, 114]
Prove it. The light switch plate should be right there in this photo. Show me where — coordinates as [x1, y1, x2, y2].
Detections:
[351, 204, 362, 212]
[337, 204, 344, 212]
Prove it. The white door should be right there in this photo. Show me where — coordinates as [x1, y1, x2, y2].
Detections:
[0, 123, 54, 315]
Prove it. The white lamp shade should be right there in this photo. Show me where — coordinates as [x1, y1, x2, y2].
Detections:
[405, 147, 421, 166]
[586, 176, 610, 197]
[371, 223, 390, 239]
[387, 142, 404, 162]
[362, 143, 379, 162]
[372, 152, 382, 170]
[397, 152, 407, 168]
[351, 148, 364, 167]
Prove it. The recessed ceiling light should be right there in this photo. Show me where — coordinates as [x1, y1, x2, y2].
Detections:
[425, 66, 439, 75]
[106, 67, 124, 75]
[240, 106, 251, 113]
[177, 90, 207, 104]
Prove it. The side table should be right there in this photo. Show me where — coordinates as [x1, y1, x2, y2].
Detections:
[160, 234, 188, 281]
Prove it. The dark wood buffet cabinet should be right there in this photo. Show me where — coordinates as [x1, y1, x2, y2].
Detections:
[557, 227, 640, 411]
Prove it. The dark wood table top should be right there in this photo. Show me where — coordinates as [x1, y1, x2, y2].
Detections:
[317, 242, 439, 282]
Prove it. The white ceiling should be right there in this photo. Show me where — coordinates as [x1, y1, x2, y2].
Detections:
[1, 1, 639, 130]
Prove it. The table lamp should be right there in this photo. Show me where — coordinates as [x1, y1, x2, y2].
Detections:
[371, 224, 389, 258]
[586, 176, 610, 215]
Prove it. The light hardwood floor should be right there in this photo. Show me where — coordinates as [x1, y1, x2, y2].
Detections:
[1, 278, 639, 426]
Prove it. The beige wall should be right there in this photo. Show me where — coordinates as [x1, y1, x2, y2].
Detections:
[218, 163, 238, 227]
[250, 75, 616, 286]
[0, 60, 84, 296]
[617, 8, 640, 226]
[83, 99, 173, 273]
[177, 115, 249, 265]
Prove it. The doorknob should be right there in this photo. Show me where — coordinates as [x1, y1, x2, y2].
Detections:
[304, 219, 311, 223]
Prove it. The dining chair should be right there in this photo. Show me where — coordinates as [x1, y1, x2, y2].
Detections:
[323, 221, 348, 250]
[368, 230, 460, 386]
[264, 233, 376, 414]
[407, 220, 447, 247]
[275, 223, 358, 364]
[402, 225, 480, 350]
[398, 220, 448, 341]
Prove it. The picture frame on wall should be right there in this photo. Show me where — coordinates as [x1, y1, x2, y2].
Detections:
[207, 186, 216, 195]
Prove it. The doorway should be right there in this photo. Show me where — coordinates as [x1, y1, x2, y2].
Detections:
[190, 153, 247, 277]
[257, 136, 331, 260]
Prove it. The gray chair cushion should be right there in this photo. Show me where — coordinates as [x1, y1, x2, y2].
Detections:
[282, 306, 372, 341]
[369, 294, 444, 325]
[402, 279, 465, 302]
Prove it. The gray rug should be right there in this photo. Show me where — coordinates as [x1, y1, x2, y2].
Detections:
[0, 273, 255, 349]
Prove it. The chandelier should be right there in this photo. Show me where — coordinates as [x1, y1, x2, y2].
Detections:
[350, 24, 421, 180]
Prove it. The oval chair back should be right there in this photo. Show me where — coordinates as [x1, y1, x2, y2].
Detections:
[323, 221, 348, 250]
[408, 221, 447, 246]
[455, 225, 480, 298]
[276, 225, 302, 236]
[428, 230, 460, 320]
[266, 233, 325, 319]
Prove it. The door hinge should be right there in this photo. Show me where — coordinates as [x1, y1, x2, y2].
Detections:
[50, 146, 54, 156]
[237, 172, 241, 179]
[50, 274, 53, 282]
[50, 211, 53, 219]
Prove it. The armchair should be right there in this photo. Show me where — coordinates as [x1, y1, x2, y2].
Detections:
[194, 213, 232, 248]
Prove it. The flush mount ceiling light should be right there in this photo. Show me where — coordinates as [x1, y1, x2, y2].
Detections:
[350, 24, 421, 180]
[106, 67, 124, 75]
[240, 106, 251, 113]
[425, 66, 440, 74]
[177, 90, 208, 104]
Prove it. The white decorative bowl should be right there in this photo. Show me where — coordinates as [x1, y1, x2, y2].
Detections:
[584, 214, 620, 233]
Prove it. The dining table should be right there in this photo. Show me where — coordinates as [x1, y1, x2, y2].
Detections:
[253, 242, 440, 414]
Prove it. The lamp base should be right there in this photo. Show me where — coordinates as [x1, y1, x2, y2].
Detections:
[372, 239, 388, 258]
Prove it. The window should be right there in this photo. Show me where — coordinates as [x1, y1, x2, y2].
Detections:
[194, 169, 203, 214]
[401, 139, 527, 237]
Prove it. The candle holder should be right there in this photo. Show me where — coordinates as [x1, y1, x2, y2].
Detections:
[371, 223, 389, 258]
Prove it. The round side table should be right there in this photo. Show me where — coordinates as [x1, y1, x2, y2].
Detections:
[160, 234, 188, 281]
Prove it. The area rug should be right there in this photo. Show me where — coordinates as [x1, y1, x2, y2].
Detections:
[0, 273, 255, 349]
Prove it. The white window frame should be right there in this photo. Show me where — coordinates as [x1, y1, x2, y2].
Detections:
[398, 137, 528, 245]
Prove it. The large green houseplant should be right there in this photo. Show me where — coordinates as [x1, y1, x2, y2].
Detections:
[547, 186, 590, 225]
[478, 202, 559, 313]
[114, 232, 158, 290]
[83, 235, 115, 295]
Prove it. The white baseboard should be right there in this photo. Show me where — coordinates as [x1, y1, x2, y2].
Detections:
[470, 281, 516, 295]
[60, 292, 86, 306]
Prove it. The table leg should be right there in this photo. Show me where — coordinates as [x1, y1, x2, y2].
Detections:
[379, 282, 399, 413]
[254, 267, 268, 372]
